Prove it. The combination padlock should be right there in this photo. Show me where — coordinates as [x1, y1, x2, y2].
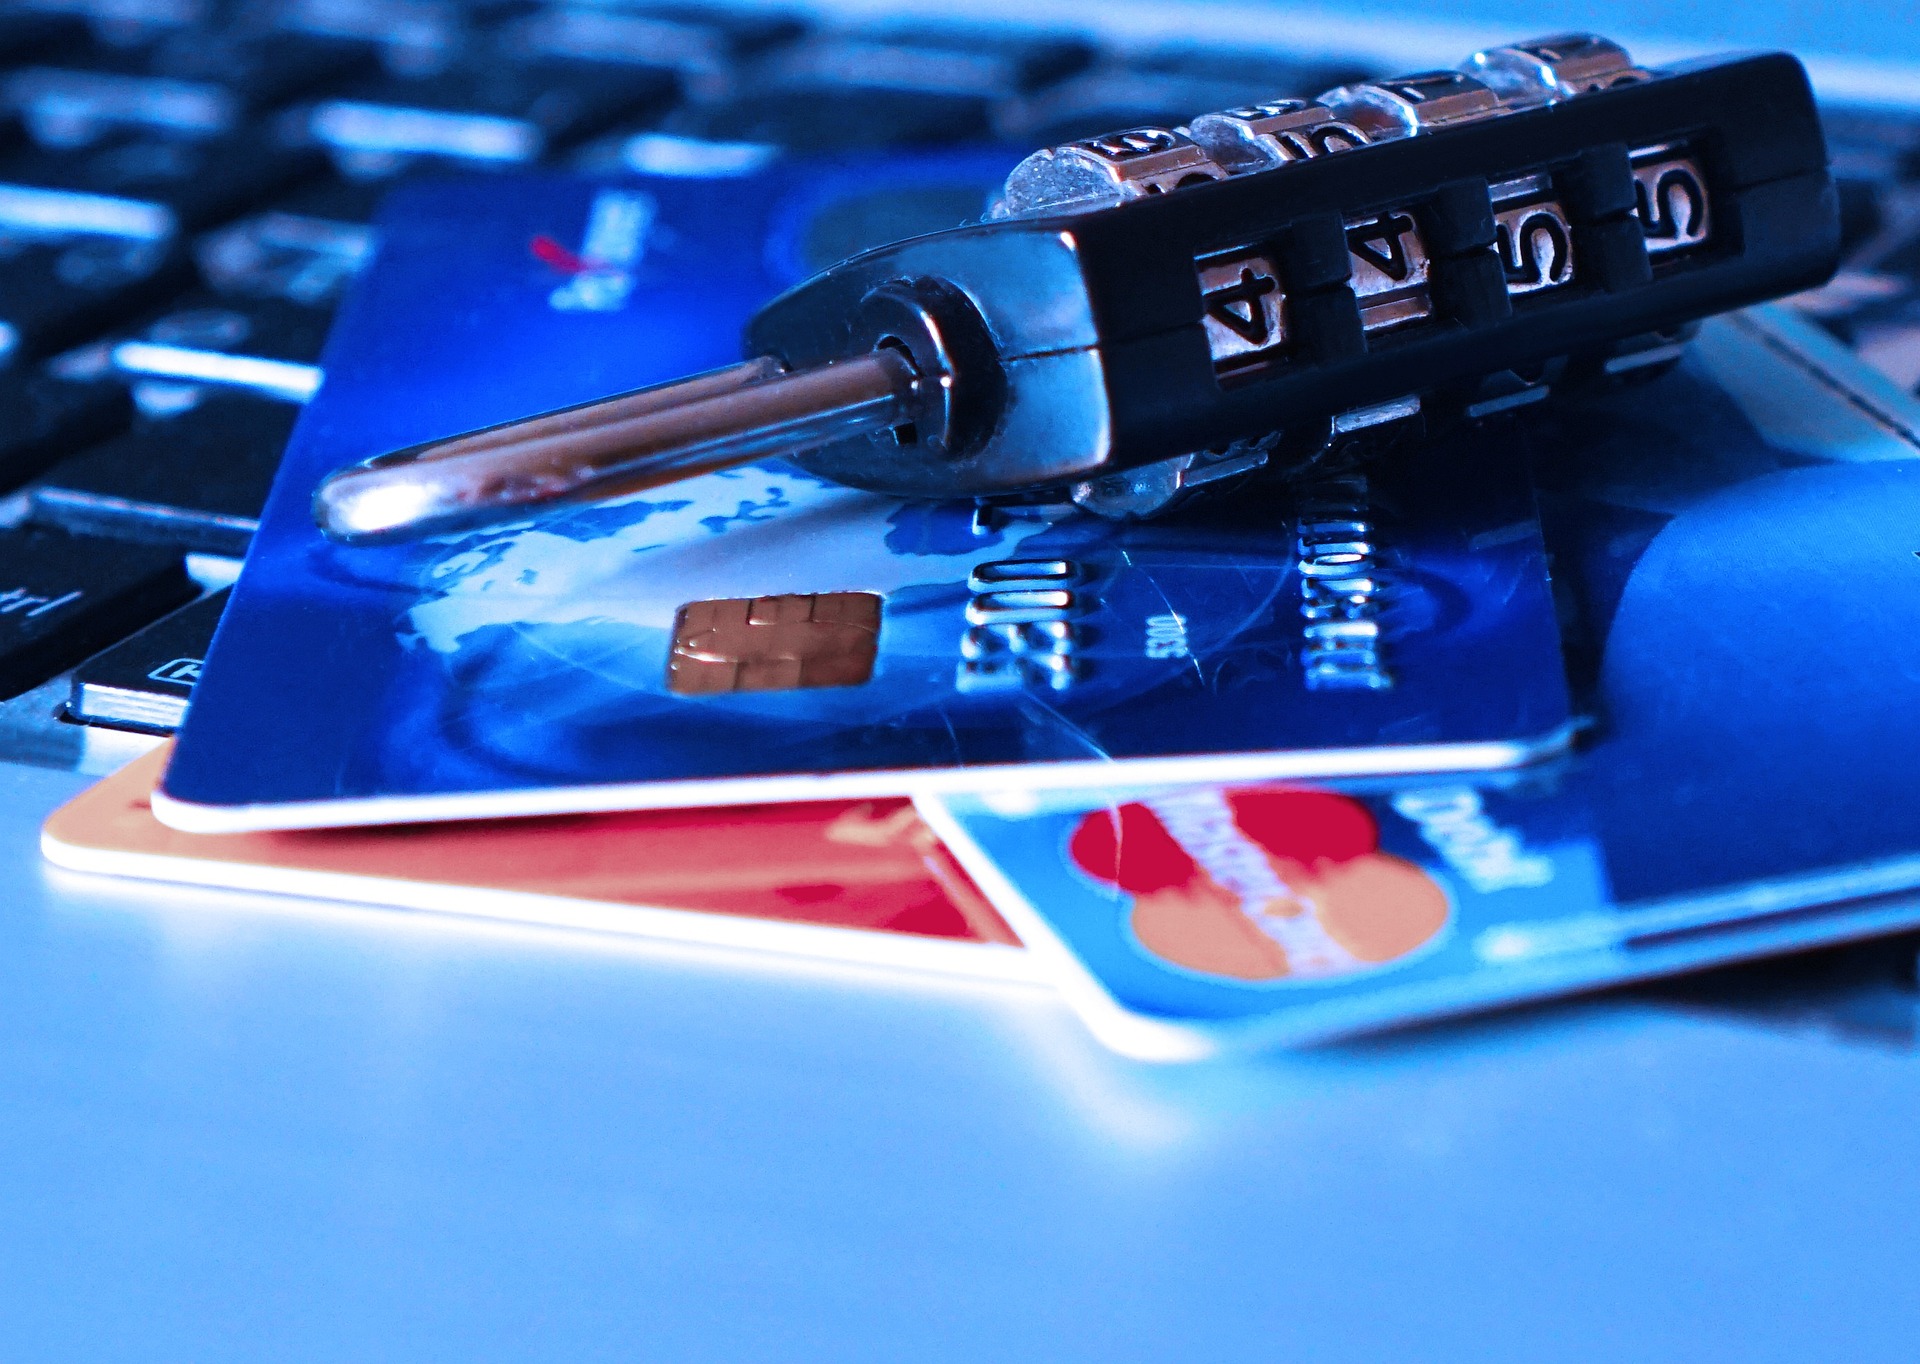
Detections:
[316, 32, 1838, 541]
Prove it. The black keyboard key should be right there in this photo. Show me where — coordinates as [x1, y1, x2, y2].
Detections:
[31, 390, 299, 554]
[504, 5, 798, 91]
[665, 29, 1087, 152]
[571, 126, 780, 178]
[5, 30, 373, 147]
[610, 5, 805, 57]
[143, 28, 372, 108]
[994, 67, 1307, 146]
[273, 0, 511, 71]
[1130, 46, 1373, 89]
[1822, 108, 1920, 190]
[108, 289, 331, 402]
[814, 27, 1093, 92]
[69, 585, 225, 732]
[0, 527, 193, 700]
[1878, 236, 1920, 297]
[665, 86, 990, 152]
[0, 129, 327, 235]
[303, 58, 678, 175]
[1834, 178, 1884, 258]
[0, 11, 89, 65]
[33, 0, 204, 32]
[243, 174, 390, 225]
[0, 229, 190, 363]
[194, 197, 378, 304]
[994, 50, 1374, 146]
[0, 369, 132, 493]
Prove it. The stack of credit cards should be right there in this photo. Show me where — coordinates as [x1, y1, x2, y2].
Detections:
[42, 146, 1920, 1060]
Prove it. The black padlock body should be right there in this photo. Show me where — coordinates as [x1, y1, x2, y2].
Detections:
[749, 51, 1837, 499]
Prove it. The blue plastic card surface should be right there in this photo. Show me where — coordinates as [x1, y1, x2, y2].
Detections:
[157, 165, 1572, 831]
[921, 311, 1920, 1059]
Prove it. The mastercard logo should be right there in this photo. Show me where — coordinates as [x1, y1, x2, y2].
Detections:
[1067, 786, 1450, 982]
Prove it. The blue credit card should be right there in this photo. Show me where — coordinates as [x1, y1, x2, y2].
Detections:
[921, 311, 1920, 1060]
[155, 164, 1572, 831]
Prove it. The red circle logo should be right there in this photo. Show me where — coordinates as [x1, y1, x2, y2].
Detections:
[1068, 786, 1449, 981]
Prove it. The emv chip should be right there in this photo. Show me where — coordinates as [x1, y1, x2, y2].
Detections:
[668, 592, 881, 694]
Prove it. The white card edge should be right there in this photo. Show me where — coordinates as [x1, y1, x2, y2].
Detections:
[39, 827, 1048, 986]
[150, 727, 1578, 835]
[913, 794, 1222, 1062]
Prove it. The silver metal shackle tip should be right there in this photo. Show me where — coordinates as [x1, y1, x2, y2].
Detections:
[313, 350, 922, 543]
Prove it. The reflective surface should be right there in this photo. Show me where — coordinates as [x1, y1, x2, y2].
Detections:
[314, 353, 920, 542]
[6, 759, 1920, 1358]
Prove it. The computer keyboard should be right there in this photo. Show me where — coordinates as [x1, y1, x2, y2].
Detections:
[0, 0, 1914, 775]
[0, 523, 193, 694]
[29, 386, 300, 552]
[65, 580, 220, 729]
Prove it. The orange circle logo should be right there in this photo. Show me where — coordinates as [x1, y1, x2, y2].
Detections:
[1068, 787, 1449, 981]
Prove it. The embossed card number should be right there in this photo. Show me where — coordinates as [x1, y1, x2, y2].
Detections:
[956, 559, 1081, 693]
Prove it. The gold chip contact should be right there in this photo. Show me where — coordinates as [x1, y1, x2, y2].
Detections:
[668, 592, 882, 694]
